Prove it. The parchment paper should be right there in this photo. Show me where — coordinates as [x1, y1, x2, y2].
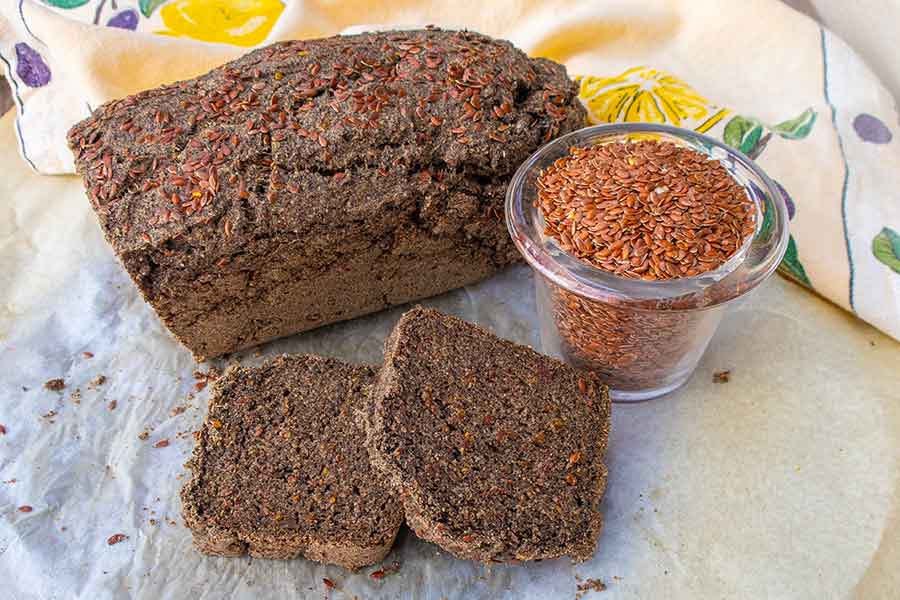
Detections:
[1, 108, 898, 599]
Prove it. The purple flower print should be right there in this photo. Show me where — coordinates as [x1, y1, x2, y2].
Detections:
[774, 180, 795, 220]
[108, 9, 139, 30]
[853, 114, 892, 144]
[14, 43, 51, 88]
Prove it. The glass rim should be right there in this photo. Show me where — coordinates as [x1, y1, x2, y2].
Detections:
[505, 123, 791, 309]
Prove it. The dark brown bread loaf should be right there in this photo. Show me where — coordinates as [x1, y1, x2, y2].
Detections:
[366, 308, 611, 563]
[181, 354, 403, 570]
[67, 28, 586, 359]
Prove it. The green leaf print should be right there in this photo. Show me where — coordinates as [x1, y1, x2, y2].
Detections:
[773, 108, 817, 140]
[872, 227, 900, 274]
[779, 235, 812, 287]
[139, 0, 168, 17]
[723, 116, 765, 155]
[44, 0, 90, 8]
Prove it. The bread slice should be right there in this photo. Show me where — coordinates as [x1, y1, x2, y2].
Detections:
[366, 308, 611, 563]
[181, 355, 403, 570]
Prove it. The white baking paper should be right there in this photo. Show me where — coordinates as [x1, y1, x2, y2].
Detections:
[1, 110, 898, 600]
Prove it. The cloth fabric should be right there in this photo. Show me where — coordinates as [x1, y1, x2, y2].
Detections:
[806, 0, 900, 106]
[0, 0, 897, 341]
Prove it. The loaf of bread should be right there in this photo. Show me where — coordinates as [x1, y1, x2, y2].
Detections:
[67, 28, 585, 359]
[366, 308, 611, 563]
[181, 354, 403, 569]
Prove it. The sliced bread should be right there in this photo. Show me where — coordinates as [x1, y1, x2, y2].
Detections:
[181, 354, 403, 570]
[366, 308, 611, 563]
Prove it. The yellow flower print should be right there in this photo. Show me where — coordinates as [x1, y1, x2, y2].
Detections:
[158, 0, 284, 47]
[578, 67, 730, 133]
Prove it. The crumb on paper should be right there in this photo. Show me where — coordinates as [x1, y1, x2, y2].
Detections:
[89, 375, 107, 389]
[41, 410, 59, 423]
[44, 378, 65, 392]
[18, 505, 33, 513]
[138, 431, 149, 441]
[370, 560, 401, 580]
[170, 405, 187, 417]
[576, 577, 607, 598]
[153, 439, 170, 448]
[193, 368, 221, 392]
[0, 424, 6, 435]
[70, 389, 82, 404]
[108, 400, 117, 411]
[83, 351, 94, 359]
[713, 370, 731, 383]
[107, 533, 128, 545]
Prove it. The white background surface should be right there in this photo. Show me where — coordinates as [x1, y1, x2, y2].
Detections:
[0, 105, 898, 598]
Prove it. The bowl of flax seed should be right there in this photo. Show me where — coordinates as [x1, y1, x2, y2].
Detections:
[506, 123, 789, 401]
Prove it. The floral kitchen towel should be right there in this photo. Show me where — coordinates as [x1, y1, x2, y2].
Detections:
[0, 0, 897, 341]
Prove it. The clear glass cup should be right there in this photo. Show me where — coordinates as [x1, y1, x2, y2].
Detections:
[506, 124, 790, 401]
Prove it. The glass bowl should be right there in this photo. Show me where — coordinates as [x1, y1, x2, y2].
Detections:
[505, 123, 790, 401]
